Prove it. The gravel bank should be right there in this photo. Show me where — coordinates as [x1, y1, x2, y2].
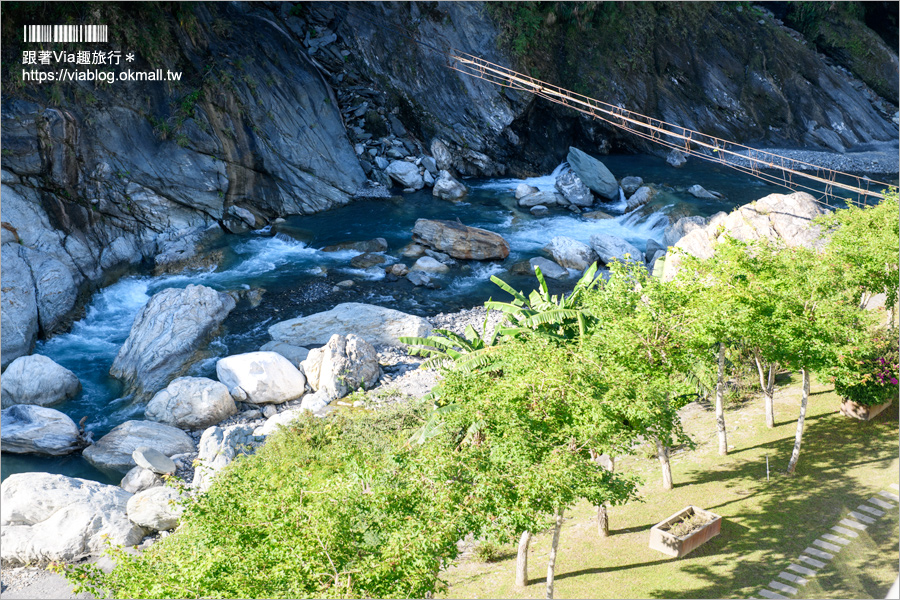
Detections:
[726, 140, 899, 175]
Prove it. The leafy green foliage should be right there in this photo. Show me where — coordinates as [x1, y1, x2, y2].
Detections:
[432, 335, 641, 544]
[399, 310, 505, 373]
[817, 188, 900, 307]
[63, 404, 474, 599]
[586, 260, 700, 455]
[485, 262, 601, 343]
[401, 263, 600, 373]
[827, 327, 899, 406]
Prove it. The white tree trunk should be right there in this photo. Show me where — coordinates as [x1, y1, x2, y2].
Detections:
[755, 351, 776, 428]
[716, 342, 728, 455]
[787, 368, 810, 474]
[545, 508, 564, 600]
[654, 436, 674, 490]
[515, 530, 531, 588]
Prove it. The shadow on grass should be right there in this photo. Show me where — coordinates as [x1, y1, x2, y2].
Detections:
[543, 557, 674, 583]
[646, 399, 899, 599]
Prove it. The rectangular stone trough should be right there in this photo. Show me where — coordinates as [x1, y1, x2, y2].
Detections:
[840, 398, 893, 421]
[649, 506, 722, 558]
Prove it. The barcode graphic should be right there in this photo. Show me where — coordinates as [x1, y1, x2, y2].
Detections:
[24, 25, 108, 43]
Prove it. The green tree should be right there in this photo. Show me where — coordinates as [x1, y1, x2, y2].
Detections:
[817, 189, 899, 318]
[586, 260, 699, 490]
[684, 237, 788, 429]
[431, 335, 639, 598]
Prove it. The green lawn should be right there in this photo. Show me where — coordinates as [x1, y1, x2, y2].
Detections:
[442, 374, 899, 599]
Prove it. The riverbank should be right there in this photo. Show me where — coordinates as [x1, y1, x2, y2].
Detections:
[728, 140, 900, 175]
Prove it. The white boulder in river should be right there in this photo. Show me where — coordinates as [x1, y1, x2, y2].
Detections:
[302, 334, 381, 402]
[1, 354, 81, 408]
[83, 420, 195, 475]
[555, 170, 594, 207]
[216, 352, 307, 405]
[432, 170, 468, 201]
[566, 147, 619, 200]
[1, 473, 145, 565]
[269, 302, 431, 347]
[384, 160, 424, 190]
[127, 486, 185, 532]
[589, 233, 644, 265]
[109, 284, 236, 399]
[543, 236, 599, 271]
[0, 405, 87, 456]
[145, 376, 237, 429]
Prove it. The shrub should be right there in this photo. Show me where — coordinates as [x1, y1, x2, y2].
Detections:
[829, 328, 899, 406]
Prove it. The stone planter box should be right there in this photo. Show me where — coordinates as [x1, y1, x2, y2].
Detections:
[648, 506, 722, 558]
[840, 398, 893, 421]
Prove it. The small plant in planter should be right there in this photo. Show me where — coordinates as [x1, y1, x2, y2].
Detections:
[829, 328, 899, 421]
[649, 506, 722, 558]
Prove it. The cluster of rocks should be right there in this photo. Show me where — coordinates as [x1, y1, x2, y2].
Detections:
[0, 290, 445, 566]
[316, 216, 511, 290]
[516, 147, 673, 221]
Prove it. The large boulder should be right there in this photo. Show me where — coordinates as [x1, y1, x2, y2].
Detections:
[555, 170, 594, 207]
[0, 246, 38, 368]
[667, 149, 687, 168]
[20, 247, 78, 335]
[145, 377, 237, 430]
[625, 186, 654, 212]
[82, 420, 195, 475]
[432, 170, 468, 201]
[192, 424, 261, 493]
[301, 334, 381, 401]
[515, 183, 539, 199]
[385, 160, 424, 190]
[518, 190, 565, 208]
[0, 473, 144, 565]
[620, 176, 643, 195]
[321, 238, 388, 253]
[662, 192, 826, 281]
[133, 447, 177, 475]
[430, 139, 453, 171]
[543, 236, 599, 271]
[259, 341, 310, 366]
[410, 256, 450, 273]
[215, 352, 307, 405]
[663, 215, 711, 248]
[412, 219, 510, 260]
[589, 233, 644, 265]
[1, 354, 81, 408]
[253, 407, 308, 437]
[0, 405, 87, 456]
[566, 147, 618, 200]
[688, 184, 718, 199]
[529, 257, 569, 280]
[109, 284, 236, 399]
[120, 466, 163, 494]
[268, 303, 432, 347]
[126, 486, 185, 532]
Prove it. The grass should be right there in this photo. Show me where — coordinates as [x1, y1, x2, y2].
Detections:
[442, 372, 899, 599]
